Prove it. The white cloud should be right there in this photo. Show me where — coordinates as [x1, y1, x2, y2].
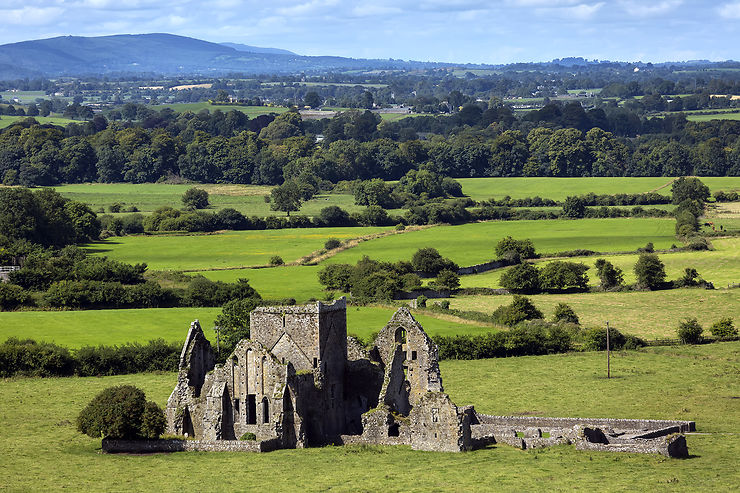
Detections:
[0, 6, 64, 25]
[718, 2, 740, 19]
[533, 2, 604, 20]
[620, 1, 683, 17]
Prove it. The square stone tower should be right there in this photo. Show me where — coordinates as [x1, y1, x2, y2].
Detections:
[250, 297, 348, 438]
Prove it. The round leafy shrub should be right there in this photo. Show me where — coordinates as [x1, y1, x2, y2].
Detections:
[677, 318, 703, 344]
[709, 317, 737, 339]
[583, 326, 626, 351]
[269, 255, 284, 266]
[499, 263, 541, 294]
[182, 188, 209, 210]
[552, 303, 579, 325]
[324, 238, 342, 250]
[492, 295, 544, 326]
[240, 432, 257, 441]
[416, 295, 428, 308]
[77, 385, 145, 439]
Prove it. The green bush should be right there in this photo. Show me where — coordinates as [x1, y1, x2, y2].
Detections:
[140, 401, 166, 439]
[416, 295, 427, 308]
[0, 283, 32, 310]
[594, 258, 624, 290]
[499, 263, 541, 294]
[634, 253, 666, 290]
[411, 247, 458, 275]
[492, 295, 544, 326]
[324, 238, 342, 250]
[0, 338, 76, 377]
[431, 269, 460, 291]
[318, 264, 353, 292]
[552, 303, 579, 325]
[240, 432, 257, 441]
[495, 236, 536, 260]
[76, 385, 147, 439]
[677, 318, 703, 344]
[539, 261, 589, 292]
[182, 188, 209, 210]
[709, 317, 737, 339]
[270, 255, 284, 266]
[583, 326, 627, 351]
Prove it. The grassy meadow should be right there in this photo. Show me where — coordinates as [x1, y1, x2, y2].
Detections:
[0, 114, 78, 128]
[155, 103, 288, 117]
[1, 342, 737, 491]
[447, 289, 740, 340]
[458, 176, 740, 201]
[53, 183, 382, 217]
[0, 305, 491, 348]
[327, 218, 677, 266]
[459, 237, 740, 290]
[84, 226, 390, 270]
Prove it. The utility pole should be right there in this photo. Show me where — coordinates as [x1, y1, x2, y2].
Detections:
[606, 321, 611, 379]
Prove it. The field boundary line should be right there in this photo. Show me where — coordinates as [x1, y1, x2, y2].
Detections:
[293, 224, 436, 266]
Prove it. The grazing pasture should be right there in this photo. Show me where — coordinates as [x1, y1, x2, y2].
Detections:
[1, 342, 737, 491]
[458, 176, 740, 201]
[327, 218, 677, 266]
[0, 305, 490, 348]
[84, 226, 390, 270]
[0, 115, 78, 128]
[155, 102, 288, 117]
[459, 237, 740, 290]
[53, 183, 378, 217]
[447, 288, 740, 340]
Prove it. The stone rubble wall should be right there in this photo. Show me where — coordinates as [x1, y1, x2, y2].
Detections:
[102, 437, 282, 453]
[474, 414, 695, 433]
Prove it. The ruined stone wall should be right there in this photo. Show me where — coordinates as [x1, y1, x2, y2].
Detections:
[409, 393, 473, 452]
[474, 414, 695, 433]
[102, 438, 282, 454]
[373, 307, 443, 416]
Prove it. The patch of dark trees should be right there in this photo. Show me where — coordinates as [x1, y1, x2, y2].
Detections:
[2, 96, 740, 189]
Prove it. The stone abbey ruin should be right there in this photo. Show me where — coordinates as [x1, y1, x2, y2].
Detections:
[105, 298, 694, 456]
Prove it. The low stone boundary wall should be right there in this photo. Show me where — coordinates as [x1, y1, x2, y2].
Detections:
[457, 260, 509, 275]
[395, 289, 450, 300]
[102, 437, 281, 453]
[474, 414, 695, 433]
[575, 434, 688, 458]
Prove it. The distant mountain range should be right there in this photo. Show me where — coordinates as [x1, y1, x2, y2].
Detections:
[219, 42, 296, 56]
[0, 33, 733, 80]
[0, 33, 462, 79]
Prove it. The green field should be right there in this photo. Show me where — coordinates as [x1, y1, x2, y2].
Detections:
[686, 111, 740, 122]
[193, 264, 326, 301]
[459, 237, 740, 291]
[1, 342, 737, 491]
[0, 115, 78, 128]
[448, 288, 740, 340]
[155, 103, 288, 117]
[458, 176, 740, 201]
[327, 218, 677, 267]
[84, 226, 390, 270]
[53, 183, 383, 217]
[0, 305, 490, 348]
[0, 90, 48, 103]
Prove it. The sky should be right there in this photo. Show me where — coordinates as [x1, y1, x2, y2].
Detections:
[0, 0, 738, 64]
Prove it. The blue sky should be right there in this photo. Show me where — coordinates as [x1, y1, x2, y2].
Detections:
[1, 1, 738, 63]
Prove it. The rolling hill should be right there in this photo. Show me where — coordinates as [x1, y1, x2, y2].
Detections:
[0, 33, 458, 79]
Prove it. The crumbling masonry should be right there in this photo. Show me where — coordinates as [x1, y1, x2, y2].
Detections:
[158, 297, 693, 457]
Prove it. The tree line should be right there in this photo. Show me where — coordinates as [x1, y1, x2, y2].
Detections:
[2, 100, 740, 187]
